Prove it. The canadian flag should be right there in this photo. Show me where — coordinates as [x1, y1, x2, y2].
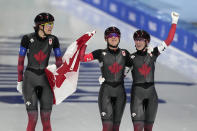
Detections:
[45, 31, 96, 105]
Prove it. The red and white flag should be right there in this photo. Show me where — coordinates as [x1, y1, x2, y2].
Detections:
[45, 31, 96, 105]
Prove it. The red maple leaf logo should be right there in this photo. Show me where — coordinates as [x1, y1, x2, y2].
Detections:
[34, 50, 47, 64]
[108, 62, 122, 74]
[138, 63, 151, 78]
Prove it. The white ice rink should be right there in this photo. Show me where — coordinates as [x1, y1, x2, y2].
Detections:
[0, 0, 197, 131]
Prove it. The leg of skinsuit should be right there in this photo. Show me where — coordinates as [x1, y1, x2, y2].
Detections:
[39, 74, 53, 131]
[26, 111, 38, 131]
[112, 98, 120, 131]
[133, 121, 144, 131]
[102, 121, 113, 131]
[112, 123, 120, 131]
[144, 86, 158, 131]
[130, 86, 147, 131]
[112, 86, 126, 131]
[98, 85, 113, 131]
[23, 71, 39, 131]
[40, 111, 52, 131]
[144, 123, 153, 131]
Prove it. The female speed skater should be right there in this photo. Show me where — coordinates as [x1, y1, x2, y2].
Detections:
[17, 12, 62, 131]
[129, 12, 179, 131]
[79, 26, 133, 131]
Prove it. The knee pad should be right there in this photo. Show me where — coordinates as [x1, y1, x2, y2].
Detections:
[100, 111, 113, 121]
[25, 99, 38, 111]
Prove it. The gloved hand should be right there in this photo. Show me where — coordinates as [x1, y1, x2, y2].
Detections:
[171, 11, 179, 24]
[98, 76, 105, 85]
[47, 64, 57, 74]
[147, 45, 153, 57]
[124, 66, 131, 77]
[17, 81, 23, 94]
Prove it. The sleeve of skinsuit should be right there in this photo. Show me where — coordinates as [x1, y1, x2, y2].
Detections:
[92, 49, 102, 61]
[157, 23, 177, 54]
[53, 36, 63, 68]
[124, 50, 133, 67]
[164, 24, 177, 46]
[124, 50, 133, 77]
[80, 48, 102, 62]
[148, 23, 176, 57]
[17, 35, 29, 82]
[156, 12, 179, 54]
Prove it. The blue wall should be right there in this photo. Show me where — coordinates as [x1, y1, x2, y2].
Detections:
[81, 0, 197, 58]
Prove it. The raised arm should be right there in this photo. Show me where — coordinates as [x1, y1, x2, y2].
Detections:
[157, 12, 179, 53]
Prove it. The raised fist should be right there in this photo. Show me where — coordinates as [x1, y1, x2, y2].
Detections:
[171, 12, 179, 24]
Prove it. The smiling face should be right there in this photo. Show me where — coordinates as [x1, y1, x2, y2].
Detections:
[106, 33, 120, 48]
[133, 30, 150, 51]
[107, 36, 120, 47]
[134, 38, 147, 51]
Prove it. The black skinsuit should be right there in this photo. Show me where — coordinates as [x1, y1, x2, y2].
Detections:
[130, 48, 160, 123]
[92, 48, 132, 124]
[21, 32, 60, 111]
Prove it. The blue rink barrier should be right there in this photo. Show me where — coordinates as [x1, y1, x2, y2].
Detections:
[81, 0, 197, 58]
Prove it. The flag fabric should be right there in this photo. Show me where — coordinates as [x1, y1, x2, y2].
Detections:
[45, 31, 96, 105]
